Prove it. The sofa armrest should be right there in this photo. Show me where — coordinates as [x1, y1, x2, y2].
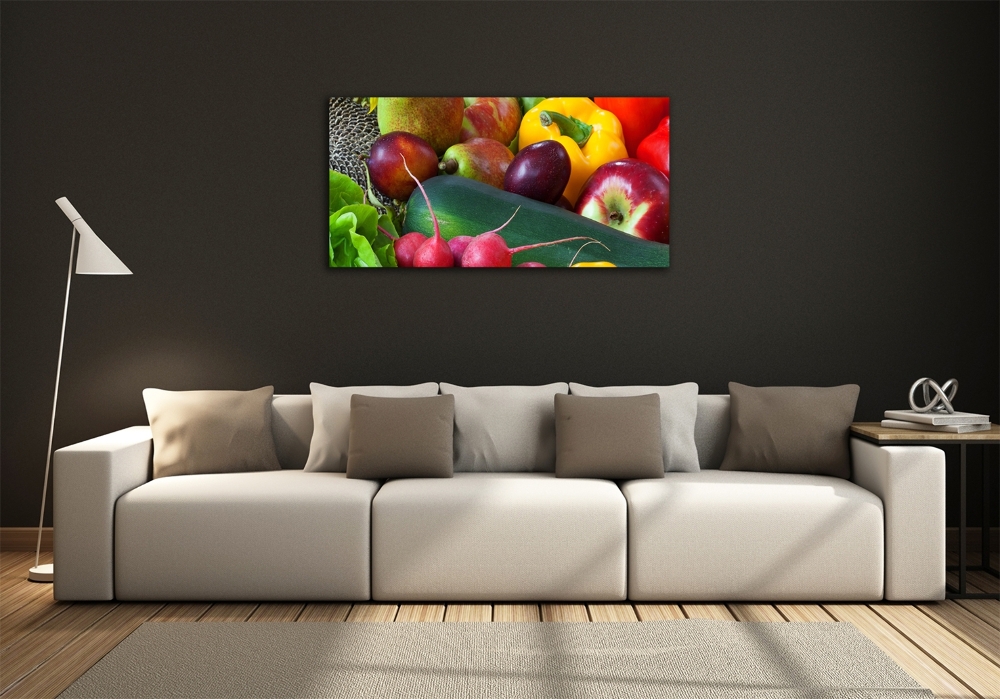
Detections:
[850, 437, 945, 601]
[53, 427, 152, 600]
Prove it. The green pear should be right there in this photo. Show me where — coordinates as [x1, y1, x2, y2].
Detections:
[377, 97, 465, 155]
[439, 138, 515, 189]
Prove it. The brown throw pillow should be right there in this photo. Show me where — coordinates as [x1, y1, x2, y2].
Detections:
[346, 394, 454, 479]
[143, 386, 282, 479]
[719, 382, 860, 478]
[554, 394, 664, 479]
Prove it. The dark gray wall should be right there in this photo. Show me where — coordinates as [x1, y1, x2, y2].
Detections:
[2, 1, 997, 527]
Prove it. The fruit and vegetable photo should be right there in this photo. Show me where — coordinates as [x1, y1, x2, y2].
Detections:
[328, 97, 670, 268]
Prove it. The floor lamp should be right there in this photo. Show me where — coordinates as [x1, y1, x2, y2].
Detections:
[28, 198, 132, 583]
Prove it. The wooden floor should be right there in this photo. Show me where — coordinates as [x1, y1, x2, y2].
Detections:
[1, 551, 997, 699]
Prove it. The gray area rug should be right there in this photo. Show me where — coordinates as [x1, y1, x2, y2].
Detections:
[60, 620, 932, 698]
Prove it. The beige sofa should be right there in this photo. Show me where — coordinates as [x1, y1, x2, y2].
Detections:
[52, 391, 945, 603]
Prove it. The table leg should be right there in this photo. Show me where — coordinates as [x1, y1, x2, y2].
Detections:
[959, 444, 967, 594]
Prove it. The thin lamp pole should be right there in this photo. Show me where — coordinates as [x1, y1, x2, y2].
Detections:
[34, 225, 77, 570]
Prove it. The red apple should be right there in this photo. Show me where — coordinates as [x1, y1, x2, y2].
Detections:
[574, 159, 670, 244]
[460, 98, 521, 145]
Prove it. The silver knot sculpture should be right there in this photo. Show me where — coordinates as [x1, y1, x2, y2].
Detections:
[908, 378, 958, 414]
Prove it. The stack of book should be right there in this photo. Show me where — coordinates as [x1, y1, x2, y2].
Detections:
[882, 410, 991, 433]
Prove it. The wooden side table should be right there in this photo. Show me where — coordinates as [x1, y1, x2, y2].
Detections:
[851, 422, 999, 599]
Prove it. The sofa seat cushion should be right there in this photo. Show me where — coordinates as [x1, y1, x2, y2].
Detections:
[372, 473, 627, 601]
[115, 471, 379, 601]
[621, 471, 884, 601]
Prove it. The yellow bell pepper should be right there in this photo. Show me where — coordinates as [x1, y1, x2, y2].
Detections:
[571, 261, 617, 268]
[518, 98, 627, 206]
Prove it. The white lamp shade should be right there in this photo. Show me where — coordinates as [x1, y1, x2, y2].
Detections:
[76, 228, 132, 274]
[55, 197, 132, 275]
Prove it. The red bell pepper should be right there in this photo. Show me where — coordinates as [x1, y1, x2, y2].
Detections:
[636, 116, 670, 179]
[593, 97, 670, 157]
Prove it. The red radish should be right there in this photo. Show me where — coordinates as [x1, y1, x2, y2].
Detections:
[461, 212, 599, 268]
[517, 262, 546, 268]
[402, 157, 454, 268]
[448, 236, 474, 267]
[393, 232, 427, 268]
[412, 235, 454, 267]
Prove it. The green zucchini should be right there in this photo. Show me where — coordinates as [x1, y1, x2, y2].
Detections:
[402, 176, 670, 268]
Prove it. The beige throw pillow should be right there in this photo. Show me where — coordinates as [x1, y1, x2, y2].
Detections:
[555, 394, 664, 479]
[346, 395, 455, 479]
[142, 386, 282, 479]
[719, 382, 860, 478]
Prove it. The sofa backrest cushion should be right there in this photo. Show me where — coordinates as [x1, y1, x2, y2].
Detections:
[440, 383, 569, 472]
[302, 383, 441, 472]
[272, 395, 313, 469]
[273, 391, 735, 471]
[569, 382, 700, 472]
[694, 394, 730, 470]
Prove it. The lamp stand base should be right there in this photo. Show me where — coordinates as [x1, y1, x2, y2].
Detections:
[28, 563, 53, 583]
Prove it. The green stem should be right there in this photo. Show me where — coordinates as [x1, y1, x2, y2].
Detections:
[539, 111, 593, 147]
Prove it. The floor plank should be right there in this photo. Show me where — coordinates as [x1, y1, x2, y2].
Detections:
[247, 603, 304, 622]
[149, 602, 211, 622]
[0, 552, 33, 577]
[493, 604, 540, 622]
[0, 582, 55, 621]
[587, 604, 638, 622]
[395, 604, 445, 622]
[955, 599, 999, 629]
[0, 571, 52, 600]
[0, 598, 72, 651]
[541, 604, 589, 622]
[0, 604, 117, 694]
[776, 604, 836, 622]
[1, 568, 32, 592]
[946, 572, 990, 596]
[298, 603, 351, 622]
[967, 571, 999, 595]
[1, 553, 53, 583]
[198, 603, 258, 622]
[444, 604, 491, 622]
[870, 603, 1000, 698]
[1, 568, 42, 593]
[0, 551, 35, 576]
[346, 604, 397, 622]
[2, 602, 163, 699]
[728, 604, 786, 622]
[682, 604, 736, 620]
[634, 604, 685, 621]
[916, 601, 1000, 665]
[824, 604, 975, 699]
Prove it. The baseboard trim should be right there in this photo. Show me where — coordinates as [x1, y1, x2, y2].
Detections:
[1, 527, 53, 551]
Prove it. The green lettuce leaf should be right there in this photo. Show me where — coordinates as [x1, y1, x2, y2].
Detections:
[329, 170, 364, 213]
[329, 204, 397, 268]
